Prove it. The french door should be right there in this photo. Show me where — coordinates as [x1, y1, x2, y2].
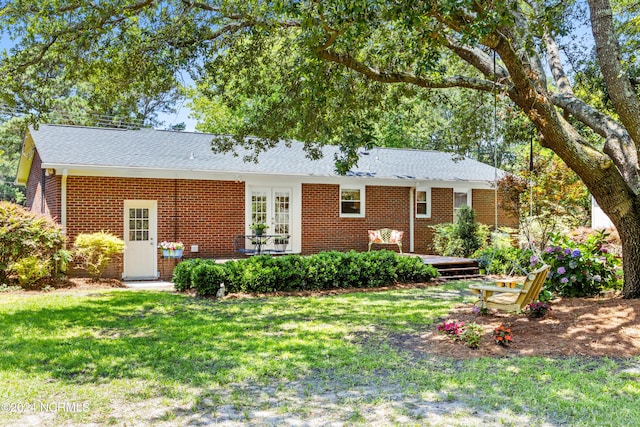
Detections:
[249, 187, 291, 250]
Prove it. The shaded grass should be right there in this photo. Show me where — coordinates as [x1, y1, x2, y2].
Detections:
[1, 283, 639, 426]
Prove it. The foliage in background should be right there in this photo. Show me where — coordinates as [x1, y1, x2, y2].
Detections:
[473, 246, 533, 276]
[568, 226, 622, 257]
[498, 147, 591, 249]
[73, 232, 125, 281]
[532, 230, 622, 297]
[432, 206, 489, 257]
[173, 251, 438, 296]
[0, 118, 26, 204]
[0, 201, 66, 287]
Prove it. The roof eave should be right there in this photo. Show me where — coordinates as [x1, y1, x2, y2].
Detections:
[15, 132, 36, 186]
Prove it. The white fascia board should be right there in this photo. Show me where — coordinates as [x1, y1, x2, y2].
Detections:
[43, 163, 496, 189]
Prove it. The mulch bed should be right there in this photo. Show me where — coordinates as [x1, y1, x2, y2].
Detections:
[419, 295, 640, 358]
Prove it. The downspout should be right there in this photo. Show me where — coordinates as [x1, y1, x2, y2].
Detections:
[61, 169, 68, 233]
[173, 178, 178, 241]
[40, 169, 46, 213]
[409, 187, 415, 253]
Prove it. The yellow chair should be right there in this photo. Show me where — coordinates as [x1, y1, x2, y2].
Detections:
[468, 264, 550, 311]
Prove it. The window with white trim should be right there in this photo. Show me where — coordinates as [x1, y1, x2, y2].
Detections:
[340, 185, 365, 217]
[415, 187, 431, 218]
[454, 189, 472, 219]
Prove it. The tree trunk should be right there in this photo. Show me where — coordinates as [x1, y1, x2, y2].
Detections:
[615, 213, 640, 298]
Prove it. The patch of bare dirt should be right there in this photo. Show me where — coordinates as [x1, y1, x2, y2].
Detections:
[411, 295, 640, 358]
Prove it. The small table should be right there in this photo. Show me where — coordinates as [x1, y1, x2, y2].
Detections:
[493, 277, 525, 288]
[233, 234, 290, 256]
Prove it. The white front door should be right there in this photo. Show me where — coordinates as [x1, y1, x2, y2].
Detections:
[123, 200, 158, 279]
[249, 187, 292, 251]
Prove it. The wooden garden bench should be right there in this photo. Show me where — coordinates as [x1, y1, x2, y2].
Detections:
[368, 228, 404, 253]
[468, 264, 550, 311]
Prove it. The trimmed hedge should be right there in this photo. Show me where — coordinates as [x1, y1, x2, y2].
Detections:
[172, 250, 439, 297]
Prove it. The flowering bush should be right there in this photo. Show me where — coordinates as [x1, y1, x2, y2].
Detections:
[531, 230, 621, 297]
[493, 324, 512, 346]
[438, 321, 483, 348]
[437, 321, 465, 341]
[158, 241, 184, 250]
[524, 301, 552, 318]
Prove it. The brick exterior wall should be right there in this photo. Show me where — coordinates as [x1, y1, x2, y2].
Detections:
[301, 184, 411, 254]
[473, 189, 519, 229]
[414, 187, 455, 254]
[64, 176, 245, 278]
[302, 185, 519, 255]
[24, 151, 61, 220]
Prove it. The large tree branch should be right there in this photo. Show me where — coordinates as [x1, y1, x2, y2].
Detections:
[589, 0, 640, 148]
[315, 48, 503, 92]
[544, 32, 573, 95]
[442, 36, 510, 82]
[552, 93, 640, 189]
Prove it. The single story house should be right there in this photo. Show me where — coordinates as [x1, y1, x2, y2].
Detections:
[16, 124, 517, 280]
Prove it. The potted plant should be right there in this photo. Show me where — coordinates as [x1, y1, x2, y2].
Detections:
[158, 241, 185, 258]
[250, 223, 269, 236]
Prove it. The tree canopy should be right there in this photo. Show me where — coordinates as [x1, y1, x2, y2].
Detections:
[2, 0, 640, 297]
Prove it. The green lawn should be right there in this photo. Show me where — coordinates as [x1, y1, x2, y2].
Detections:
[1, 283, 639, 426]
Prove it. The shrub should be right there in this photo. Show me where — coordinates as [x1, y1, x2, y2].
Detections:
[432, 206, 489, 257]
[473, 246, 533, 275]
[172, 258, 211, 291]
[0, 201, 66, 285]
[532, 230, 621, 297]
[174, 251, 439, 296]
[10, 256, 51, 288]
[73, 232, 125, 281]
[395, 255, 439, 282]
[191, 263, 226, 296]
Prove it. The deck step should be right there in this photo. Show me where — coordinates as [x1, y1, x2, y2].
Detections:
[431, 261, 480, 279]
[438, 274, 483, 281]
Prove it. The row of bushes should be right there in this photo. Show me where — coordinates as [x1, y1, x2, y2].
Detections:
[173, 250, 439, 296]
[1, 201, 124, 288]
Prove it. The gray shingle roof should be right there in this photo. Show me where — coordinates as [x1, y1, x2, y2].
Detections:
[30, 124, 504, 182]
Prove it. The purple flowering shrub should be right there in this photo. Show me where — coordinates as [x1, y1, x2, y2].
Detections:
[531, 230, 621, 297]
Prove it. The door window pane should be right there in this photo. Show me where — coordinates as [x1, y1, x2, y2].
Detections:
[251, 192, 268, 225]
[128, 207, 150, 241]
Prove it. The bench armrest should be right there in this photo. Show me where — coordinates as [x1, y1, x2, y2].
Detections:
[468, 284, 523, 294]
